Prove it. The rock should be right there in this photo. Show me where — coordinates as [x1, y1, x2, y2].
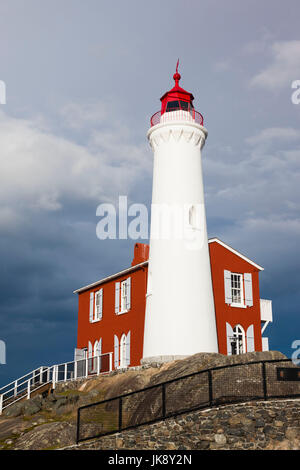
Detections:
[67, 394, 80, 404]
[255, 418, 265, 428]
[286, 427, 299, 440]
[214, 433, 227, 445]
[14, 422, 76, 450]
[53, 397, 68, 410]
[3, 402, 25, 417]
[274, 420, 285, 428]
[31, 395, 43, 406]
[116, 438, 124, 448]
[23, 401, 41, 416]
[228, 416, 241, 426]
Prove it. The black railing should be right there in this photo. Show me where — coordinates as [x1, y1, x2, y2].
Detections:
[76, 358, 300, 443]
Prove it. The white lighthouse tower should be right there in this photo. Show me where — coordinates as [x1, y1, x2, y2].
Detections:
[142, 64, 219, 363]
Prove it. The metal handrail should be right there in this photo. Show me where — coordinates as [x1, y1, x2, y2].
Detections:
[0, 366, 46, 393]
[0, 352, 113, 414]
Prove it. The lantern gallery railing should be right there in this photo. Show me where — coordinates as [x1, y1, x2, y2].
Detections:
[150, 109, 204, 127]
[0, 352, 113, 415]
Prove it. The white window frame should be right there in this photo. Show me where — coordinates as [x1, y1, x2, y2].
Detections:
[230, 273, 246, 308]
[116, 278, 131, 315]
[120, 280, 128, 313]
[89, 288, 103, 323]
[230, 325, 246, 355]
[94, 289, 103, 322]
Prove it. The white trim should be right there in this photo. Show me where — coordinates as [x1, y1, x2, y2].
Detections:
[232, 324, 246, 354]
[117, 310, 129, 315]
[261, 321, 270, 335]
[73, 261, 147, 294]
[208, 238, 264, 271]
[230, 272, 245, 307]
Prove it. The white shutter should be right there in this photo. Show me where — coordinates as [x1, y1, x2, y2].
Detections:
[126, 277, 131, 311]
[115, 282, 120, 314]
[89, 292, 94, 322]
[114, 335, 119, 368]
[244, 273, 253, 307]
[226, 322, 234, 356]
[88, 341, 92, 358]
[94, 340, 99, 356]
[95, 288, 103, 320]
[224, 270, 232, 304]
[246, 324, 255, 352]
[99, 289, 103, 319]
[98, 338, 102, 372]
[125, 330, 131, 367]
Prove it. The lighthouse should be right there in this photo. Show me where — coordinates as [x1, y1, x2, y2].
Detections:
[142, 64, 219, 363]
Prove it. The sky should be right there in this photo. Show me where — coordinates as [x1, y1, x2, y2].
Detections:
[0, 0, 300, 385]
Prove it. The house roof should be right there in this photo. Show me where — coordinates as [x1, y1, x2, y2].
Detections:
[73, 261, 148, 294]
[74, 237, 264, 294]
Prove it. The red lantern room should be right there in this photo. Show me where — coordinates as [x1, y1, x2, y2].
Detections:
[150, 61, 204, 127]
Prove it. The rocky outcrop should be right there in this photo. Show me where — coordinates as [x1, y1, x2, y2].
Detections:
[14, 422, 76, 450]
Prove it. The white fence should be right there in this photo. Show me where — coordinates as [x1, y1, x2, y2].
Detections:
[0, 352, 113, 415]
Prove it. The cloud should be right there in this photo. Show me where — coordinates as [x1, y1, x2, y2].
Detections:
[59, 102, 108, 130]
[0, 107, 151, 231]
[250, 40, 300, 90]
[245, 127, 300, 146]
[204, 126, 300, 249]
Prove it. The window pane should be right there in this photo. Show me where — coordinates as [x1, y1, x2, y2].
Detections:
[166, 101, 180, 112]
[180, 100, 189, 111]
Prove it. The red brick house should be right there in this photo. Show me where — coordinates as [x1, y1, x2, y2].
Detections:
[74, 239, 273, 368]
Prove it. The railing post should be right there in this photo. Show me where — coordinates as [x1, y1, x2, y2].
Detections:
[52, 366, 56, 390]
[86, 357, 88, 377]
[119, 397, 122, 431]
[208, 370, 213, 406]
[162, 383, 166, 418]
[40, 367, 43, 384]
[64, 363, 67, 382]
[27, 379, 31, 399]
[74, 361, 78, 380]
[14, 380, 17, 397]
[97, 355, 100, 376]
[0, 394, 3, 415]
[262, 362, 267, 400]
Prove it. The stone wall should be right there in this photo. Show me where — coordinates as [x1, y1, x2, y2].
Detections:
[66, 398, 300, 450]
